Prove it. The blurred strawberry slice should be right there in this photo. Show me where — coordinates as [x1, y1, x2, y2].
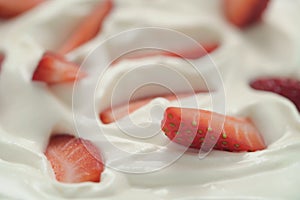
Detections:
[100, 92, 199, 124]
[164, 43, 219, 59]
[0, 0, 45, 19]
[58, 0, 114, 54]
[224, 0, 270, 28]
[45, 134, 104, 183]
[112, 43, 219, 65]
[0, 52, 4, 71]
[250, 77, 300, 112]
[32, 51, 86, 84]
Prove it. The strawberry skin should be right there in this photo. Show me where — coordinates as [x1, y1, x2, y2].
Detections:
[45, 134, 104, 183]
[0, 0, 44, 19]
[250, 77, 300, 112]
[224, 0, 270, 28]
[32, 51, 86, 84]
[161, 107, 266, 152]
[100, 93, 199, 124]
[112, 43, 219, 65]
[58, 0, 114, 54]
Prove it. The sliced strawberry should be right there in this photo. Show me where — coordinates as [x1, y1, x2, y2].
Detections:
[58, 0, 114, 54]
[250, 77, 300, 112]
[0, 52, 4, 71]
[32, 51, 86, 84]
[112, 43, 219, 65]
[224, 0, 270, 28]
[100, 93, 199, 124]
[45, 134, 104, 183]
[0, 0, 44, 19]
[163, 43, 219, 59]
[161, 107, 266, 152]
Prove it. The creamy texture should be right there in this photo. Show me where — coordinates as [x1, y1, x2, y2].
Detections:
[0, 0, 300, 199]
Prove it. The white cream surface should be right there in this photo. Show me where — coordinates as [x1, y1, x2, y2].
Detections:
[0, 0, 300, 199]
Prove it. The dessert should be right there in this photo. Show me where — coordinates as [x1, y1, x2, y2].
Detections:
[0, 0, 299, 199]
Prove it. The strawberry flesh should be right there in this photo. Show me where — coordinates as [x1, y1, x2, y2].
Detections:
[32, 51, 86, 84]
[224, 0, 270, 28]
[161, 107, 266, 152]
[58, 0, 114, 54]
[0, 0, 45, 19]
[250, 77, 300, 112]
[45, 134, 104, 183]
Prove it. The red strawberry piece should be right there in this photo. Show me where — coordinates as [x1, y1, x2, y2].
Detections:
[161, 107, 266, 152]
[112, 43, 219, 66]
[58, 0, 114, 54]
[100, 93, 199, 124]
[45, 134, 104, 183]
[224, 0, 270, 28]
[250, 77, 300, 112]
[0, 52, 4, 71]
[163, 43, 219, 59]
[0, 0, 44, 19]
[32, 51, 86, 84]
[100, 97, 153, 124]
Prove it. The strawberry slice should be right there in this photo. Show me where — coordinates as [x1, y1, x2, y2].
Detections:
[161, 107, 266, 152]
[58, 0, 114, 54]
[45, 134, 104, 183]
[112, 43, 219, 65]
[32, 51, 86, 84]
[250, 77, 300, 112]
[0, 0, 44, 19]
[100, 93, 199, 124]
[0, 52, 4, 71]
[224, 0, 270, 28]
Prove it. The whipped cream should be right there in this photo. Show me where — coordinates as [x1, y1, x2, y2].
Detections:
[0, 0, 300, 199]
